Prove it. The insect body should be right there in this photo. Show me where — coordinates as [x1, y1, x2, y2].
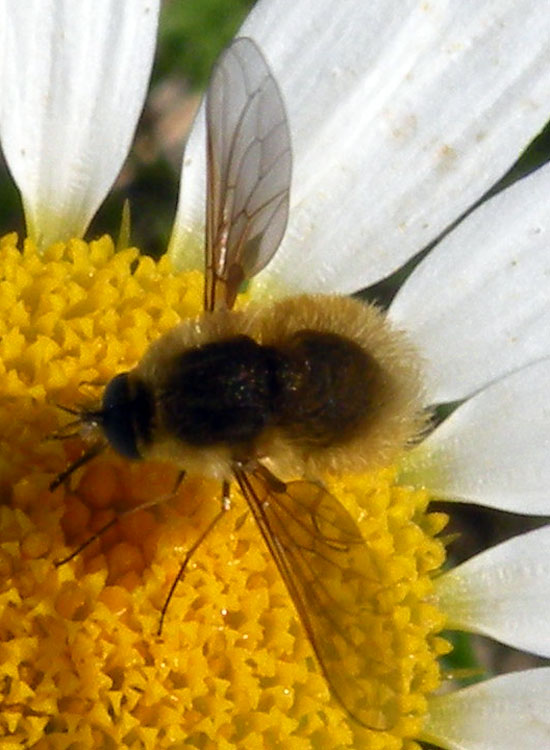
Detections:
[105, 293, 420, 483]
[114, 324, 371, 467]
[53, 37, 423, 730]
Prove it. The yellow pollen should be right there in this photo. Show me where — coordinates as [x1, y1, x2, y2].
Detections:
[0, 234, 450, 749]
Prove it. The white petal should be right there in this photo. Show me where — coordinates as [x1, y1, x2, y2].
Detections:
[390, 162, 550, 404]
[0, 0, 159, 248]
[170, 0, 550, 295]
[422, 669, 550, 750]
[170, 106, 207, 270]
[435, 526, 550, 657]
[399, 358, 550, 515]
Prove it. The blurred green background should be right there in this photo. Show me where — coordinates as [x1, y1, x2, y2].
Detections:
[1, 0, 549, 707]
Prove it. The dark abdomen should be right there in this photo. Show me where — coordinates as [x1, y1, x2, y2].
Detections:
[159, 330, 375, 450]
[275, 330, 376, 446]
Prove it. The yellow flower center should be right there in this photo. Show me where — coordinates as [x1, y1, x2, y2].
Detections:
[0, 235, 450, 749]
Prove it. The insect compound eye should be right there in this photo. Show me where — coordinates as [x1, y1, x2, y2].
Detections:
[101, 372, 152, 460]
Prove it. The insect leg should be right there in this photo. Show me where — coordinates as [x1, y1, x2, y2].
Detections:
[54, 492, 175, 567]
[54, 514, 119, 567]
[49, 441, 105, 491]
[157, 480, 231, 635]
[171, 469, 187, 494]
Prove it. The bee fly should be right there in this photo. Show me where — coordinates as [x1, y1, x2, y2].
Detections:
[51, 37, 424, 730]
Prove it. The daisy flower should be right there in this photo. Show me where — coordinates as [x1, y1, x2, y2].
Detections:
[1, 1, 550, 749]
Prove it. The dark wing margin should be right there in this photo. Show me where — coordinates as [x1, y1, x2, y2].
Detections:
[234, 467, 396, 731]
[204, 37, 292, 312]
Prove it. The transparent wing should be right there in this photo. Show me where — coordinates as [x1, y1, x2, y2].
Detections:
[234, 467, 395, 731]
[205, 37, 292, 311]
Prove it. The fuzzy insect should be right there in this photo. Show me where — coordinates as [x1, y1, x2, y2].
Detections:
[52, 37, 423, 730]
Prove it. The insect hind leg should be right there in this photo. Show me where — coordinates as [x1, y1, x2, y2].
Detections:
[157, 480, 231, 636]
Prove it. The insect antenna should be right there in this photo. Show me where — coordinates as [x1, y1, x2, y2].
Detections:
[55, 403, 83, 416]
[43, 403, 87, 441]
[47, 429, 83, 441]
